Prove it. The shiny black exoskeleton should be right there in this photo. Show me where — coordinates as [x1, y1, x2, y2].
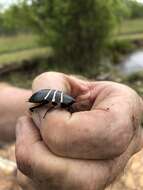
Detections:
[29, 89, 75, 116]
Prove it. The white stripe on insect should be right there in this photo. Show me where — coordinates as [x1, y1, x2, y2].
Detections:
[44, 89, 52, 100]
[60, 91, 64, 103]
[52, 90, 58, 102]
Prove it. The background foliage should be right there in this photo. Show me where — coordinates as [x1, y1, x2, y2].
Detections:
[0, 0, 129, 73]
[25, 0, 129, 72]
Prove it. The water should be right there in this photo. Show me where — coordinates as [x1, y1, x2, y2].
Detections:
[120, 51, 143, 74]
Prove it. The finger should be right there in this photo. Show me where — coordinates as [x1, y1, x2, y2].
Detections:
[16, 118, 109, 189]
[15, 116, 69, 183]
[31, 72, 140, 160]
[17, 170, 35, 190]
[40, 101, 134, 160]
[39, 83, 135, 159]
[31, 71, 92, 128]
[32, 71, 89, 97]
[15, 116, 135, 190]
[16, 116, 41, 146]
[31, 74, 136, 159]
[15, 116, 41, 176]
[108, 124, 143, 184]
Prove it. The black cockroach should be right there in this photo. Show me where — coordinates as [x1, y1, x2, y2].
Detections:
[28, 89, 75, 118]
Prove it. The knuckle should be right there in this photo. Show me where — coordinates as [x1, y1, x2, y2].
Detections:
[15, 144, 32, 177]
[16, 144, 27, 165]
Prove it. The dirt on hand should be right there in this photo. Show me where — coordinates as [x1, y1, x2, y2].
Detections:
[1, 143, 143, 190]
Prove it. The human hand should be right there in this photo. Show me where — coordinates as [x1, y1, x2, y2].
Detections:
[15, 72, 143, 190]
[30, 72, 143, 159]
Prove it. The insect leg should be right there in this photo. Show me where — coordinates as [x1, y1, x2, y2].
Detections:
[67, 106, 74, 113]
[43, 106, 55, 118]
[29, 102, 48, 112]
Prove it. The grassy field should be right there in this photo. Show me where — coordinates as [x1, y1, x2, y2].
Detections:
[115, 18, 143, 41]
[118, 18, 143, 35]
[0, 33, 52, 88]
[0, 20, 142, 67]
[0, 33, 52, 67]
[0, 22, 142, 88]
[115, 32, 143, 41]
[0, 19, 142, 65]
[0, 47, 51, 65]
[0, 34, 40, 54]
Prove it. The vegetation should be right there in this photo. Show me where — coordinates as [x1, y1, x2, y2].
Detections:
[127, 0, 143, 18]
[0, 3, 31, 34]
[0, 0, 128, 73]
[0, 0, 143, 91]
[0, 47, 51, 65]
[0, 34, 39, 54]
[116, 18, 143, 36]
[28, 0, 129, 72]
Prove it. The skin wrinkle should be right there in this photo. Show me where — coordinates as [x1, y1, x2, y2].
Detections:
[16, 145, 33, 178]
[69, 110, 109, 158]
[32, 155, 65, 190]
[35, 83, 134, 160]
[126, 92, 141, 133]
[91, 87, 136, 152]
[40, 110, 73, 158]
[33, 144, 70, 187]
[66, 75, 90, 97]
[89, 84, 109, 105]
[132, 114, 138, 132]
[98, 107, 133, 157]
[86, 161, 111, 190]
[73, 82, 93, 111]
[71, 82, 110, 113]
[108, 125, 142, 184]
[62, 74, 72, 94]
[90, 85, 120, 110]
[16, 72, 143, 190]
[105, 159, 121, 188]
[39, 94, 133, 159]
[111, 111, 134, 155]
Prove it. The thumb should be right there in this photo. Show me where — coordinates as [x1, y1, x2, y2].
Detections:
[30, 71, 91, 127]
[32, 71, 89, 97]
[29, 72, 94, 158]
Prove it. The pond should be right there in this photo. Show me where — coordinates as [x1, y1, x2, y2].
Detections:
[119, 51, 143, 75]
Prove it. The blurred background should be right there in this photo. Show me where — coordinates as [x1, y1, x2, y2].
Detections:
[0, 0, 143, 94]
[0, 0, 143, 189]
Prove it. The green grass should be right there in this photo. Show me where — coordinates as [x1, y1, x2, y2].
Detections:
[0, 47, 52, 66]
[0, 33, 52, 67]
[117, 18, 143, 35]
[114, 32, 143, 41]
[0, 33, 39, 54]
[115, 18, 143, 41]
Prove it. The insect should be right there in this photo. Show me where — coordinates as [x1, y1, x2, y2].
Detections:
[28, 89, 75, 118]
